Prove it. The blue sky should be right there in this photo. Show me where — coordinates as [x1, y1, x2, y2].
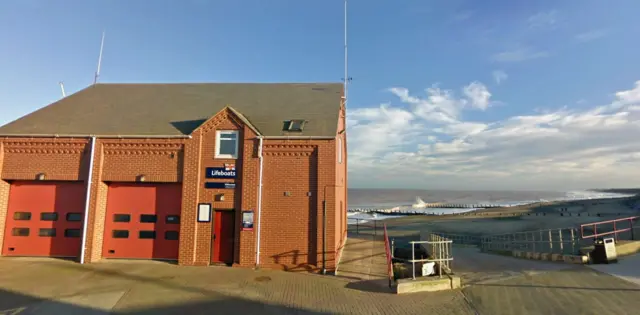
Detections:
[2, 0, 640, 190]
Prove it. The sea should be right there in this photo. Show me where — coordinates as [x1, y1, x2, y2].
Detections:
[347, 189, 638, 224]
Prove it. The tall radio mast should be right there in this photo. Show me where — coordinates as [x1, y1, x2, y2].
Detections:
[93, 31, 105, 84]
[343, 0, 351, 106]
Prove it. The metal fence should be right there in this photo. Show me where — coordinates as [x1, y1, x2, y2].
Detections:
[580, 216, 638, 241]
[347, 217, 380, 236]
[429, 232, 481, 247]
[404, 234, 453, 280]
[480, 227, 582, 255]
[383, 223, 394, 287]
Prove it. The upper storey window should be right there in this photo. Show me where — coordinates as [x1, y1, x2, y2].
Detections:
[215, 130, 239, 159]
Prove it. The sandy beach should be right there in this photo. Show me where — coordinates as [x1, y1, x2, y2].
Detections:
[379, 195, 640, 238]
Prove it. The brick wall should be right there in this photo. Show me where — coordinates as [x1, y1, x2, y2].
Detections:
[83, 138, 186, 263]
[194, 109, 242, 265]
[238, 125, 259, 267]
[334, 102, 348, 265]
[1, 138, 89, 181]
[0, 105, 345, 273]
[0, 141, 9, 251]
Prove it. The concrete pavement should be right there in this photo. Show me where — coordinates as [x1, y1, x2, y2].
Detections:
[463, 266, 640, 315]
[587, 253, 640, 287]
[452, 247, 572, 285]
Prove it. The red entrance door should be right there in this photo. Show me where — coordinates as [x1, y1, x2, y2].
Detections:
[211, 211, 235, 264]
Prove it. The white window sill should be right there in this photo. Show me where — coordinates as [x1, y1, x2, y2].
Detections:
[215, 155, 238, 159]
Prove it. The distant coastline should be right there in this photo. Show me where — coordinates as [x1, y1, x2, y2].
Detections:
[346, 188, 639, 223]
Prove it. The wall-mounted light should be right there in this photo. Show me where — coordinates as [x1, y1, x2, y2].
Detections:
[216, 194, 225, 201]
[284, 191, 291, 197]
[36, 173, 46, 181]
[137, 175, 146, 182]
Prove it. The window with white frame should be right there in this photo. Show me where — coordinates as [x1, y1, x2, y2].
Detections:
[338, 137, 343, 164]
[215, 130, 239, 159]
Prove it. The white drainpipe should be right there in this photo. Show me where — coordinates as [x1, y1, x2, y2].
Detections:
[80, 136, 97, 264]
[255, 136, 265, 267]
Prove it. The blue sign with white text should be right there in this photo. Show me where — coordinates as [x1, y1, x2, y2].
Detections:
[205, 182, 236, 189]
[206, 166, 236, 179]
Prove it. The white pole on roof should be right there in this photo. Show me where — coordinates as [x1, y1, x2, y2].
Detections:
[344, 0, 349, 105]
[59, 81, 66, 97]
[94, 31, 105, 84]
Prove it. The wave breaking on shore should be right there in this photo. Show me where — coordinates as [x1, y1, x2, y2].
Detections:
[347, 190, 637, 224]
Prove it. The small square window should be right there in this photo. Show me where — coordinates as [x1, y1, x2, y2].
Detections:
[215, 130, 239, 159]
[39, 228, 56, 237]
[139, 231, 156, 239]
[166, 215, 180, 224]
[13, 212, 31, 220]
[113, 214, 131, 222]
[140, 214, 157, 223]
[40, 212, 58, 221]
[283, 120, 306, 132]
[64, 229, 82, 238]
[112, 230, 129, 238]
[12, 228, 29, 236]
[66, 213, 83, 222]
[165, 231, 179, 240]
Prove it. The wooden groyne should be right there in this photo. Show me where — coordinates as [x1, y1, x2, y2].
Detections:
[348, 203, 504, 214]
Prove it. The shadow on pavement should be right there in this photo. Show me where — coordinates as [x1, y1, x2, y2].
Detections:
[0, 287, 334, 315]
[0, 288, 110, 315]
[118, 298, 333, 315]
[344, 279, 393, 294]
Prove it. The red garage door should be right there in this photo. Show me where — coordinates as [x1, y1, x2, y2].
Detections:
[2, 181, 86, 257]
[103, 183, 182, 260]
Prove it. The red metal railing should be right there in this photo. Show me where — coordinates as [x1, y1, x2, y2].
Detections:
[580, 216, 638, 240]
[383, 223, 394, 287]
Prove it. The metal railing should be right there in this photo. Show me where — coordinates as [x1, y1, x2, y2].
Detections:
[481, 227, 581, 255]
[383, 223, 394, 287]
[406, 235, 453, 280]
[429, 232, 481, 246]
[580, 216, 638, 241]
[347, 217, 379, 236]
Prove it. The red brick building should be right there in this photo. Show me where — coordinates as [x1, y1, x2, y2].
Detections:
[0, 83, 348, 273]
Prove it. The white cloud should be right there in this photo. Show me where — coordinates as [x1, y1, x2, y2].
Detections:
[527, 10, 558, 30]
[492, 47, 550, 63]
[615, 81, 640, 104]
[575, 29, 607, 42]
[463, 82, 491, 110]
[492, 70, 508, 85]
[347, 80, 640, 190]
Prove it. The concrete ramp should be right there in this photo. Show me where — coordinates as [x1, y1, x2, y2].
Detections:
[588, 253, 640, 287]
[336, 234, 389, 282]
[451, 247, 572, 285]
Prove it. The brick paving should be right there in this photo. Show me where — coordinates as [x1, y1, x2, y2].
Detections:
[0, 248, 638, 314]
[0, 258, 474, 315]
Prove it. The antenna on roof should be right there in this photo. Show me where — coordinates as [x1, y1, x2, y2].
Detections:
[59, 81, 66, 97]
[342, 0, 352, 107]
[93, 31, 105, 85]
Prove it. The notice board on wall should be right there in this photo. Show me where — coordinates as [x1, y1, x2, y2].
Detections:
[242, 211, 254, 230]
